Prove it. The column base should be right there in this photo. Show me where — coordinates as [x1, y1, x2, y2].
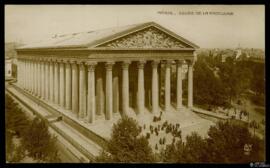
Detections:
[176, 106, 185, 112]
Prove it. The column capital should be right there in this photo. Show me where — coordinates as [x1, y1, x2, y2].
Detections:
[71, 62, 79, 69]
[165, 60, 172, 68]
[48, 58, 54, 62]
[151, 60, 160, 68]
[122, 61, 131, 69]
[79, 62, 85, 70]
[137, 60, 146, 69]
[62, 59, 71, 63]
[43, 58, 50, 62]
[86, 61, 97, 72]
[176, 60, 184, 65]
[56, 59, 64, 63]
[186, 59, 195, 66]
[105, 61, 115, 70]
[69, 59, 78, 64]
[49, 59, 55, 64]
[77, 60, 86, 65]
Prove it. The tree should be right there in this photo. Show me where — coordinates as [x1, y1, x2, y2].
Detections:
[6, 131, 15, 162]
[5, 94, 30, 137]
[182, 132, 208, 163]
[193, 59, 229, 108]
[251, 62, 265, 95]
[22, 117, 60, 162]
[205, 121, 263, 163]
[161, 120, 264, 163]
[161, 140, 185, 162]
[97, 117, 155, 163]
[161, 132, 207, 163]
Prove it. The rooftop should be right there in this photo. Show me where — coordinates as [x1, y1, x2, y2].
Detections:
[18, 22, 199, 50]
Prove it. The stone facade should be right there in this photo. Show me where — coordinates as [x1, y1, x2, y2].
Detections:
[16, 22, 198, 124]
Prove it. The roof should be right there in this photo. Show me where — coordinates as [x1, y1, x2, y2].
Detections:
[18, 22, 199, 50]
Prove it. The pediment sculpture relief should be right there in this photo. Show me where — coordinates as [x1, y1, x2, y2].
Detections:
[99, 27, 189, 49]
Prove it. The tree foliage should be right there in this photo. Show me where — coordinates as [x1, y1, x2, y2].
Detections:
[22, 117, 60, 162]
[5, 94, 60, 163]
[193, 52, 264, 109]
[193, 59, 229, 108]
[96, 117, 155, 163]
[161, 120, 264, 163]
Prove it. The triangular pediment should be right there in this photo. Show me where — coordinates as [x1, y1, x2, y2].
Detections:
[95, 25, 195, 49]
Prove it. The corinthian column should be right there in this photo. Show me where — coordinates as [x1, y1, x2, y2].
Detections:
[122, 61, 130, 116]
[35, 60, 38, 96]
[34, 60, 37, 94]
[59, 60, 65, 107]
[86, 62, 97, 123]
[105, 61, 114, 120]
[45, 60, 50, 100]
[188, 60, 194, 109]
[21, 60, 24, 87]
[54, 61, 59, 104]
[65, 60, 72, 110]
[30, 59, 33, 93]
[37, 60, 40, 97]
[176, 60, 183, 111]
[79, 62, 87, 119]
[137, 60, 146, 115]
[71, 61, 79, 116]
[165, 60, 172, 112]
[40, 60, 45, 99]
[151, 60, 159, 114]
[33, 60, 36, 95]
[49, 60, 54, 102]
[28, 60, 31, 92]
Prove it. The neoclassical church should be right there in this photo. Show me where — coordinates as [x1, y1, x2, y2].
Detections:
[16, 22, 199, 124]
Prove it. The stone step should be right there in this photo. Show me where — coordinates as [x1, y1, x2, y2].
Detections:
[51, 121, 103, 161]
[11, 84, 109, 150]
[7, 84, 105, 161]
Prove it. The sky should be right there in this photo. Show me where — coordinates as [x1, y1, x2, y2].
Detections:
[5, 5, 265, 49]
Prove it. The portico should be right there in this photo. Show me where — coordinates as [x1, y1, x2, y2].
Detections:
[16, 22, 199, 124]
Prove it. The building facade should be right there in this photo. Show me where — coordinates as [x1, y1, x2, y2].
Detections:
[16, 22, 199, 123]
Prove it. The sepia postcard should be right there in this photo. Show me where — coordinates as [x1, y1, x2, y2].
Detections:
[5, 5, 266, 164]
